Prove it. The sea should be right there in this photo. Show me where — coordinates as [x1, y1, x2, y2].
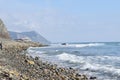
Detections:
[27, 42, 120, 80]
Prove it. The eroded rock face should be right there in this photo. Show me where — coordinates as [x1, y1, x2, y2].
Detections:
[0, 19, 10, 39]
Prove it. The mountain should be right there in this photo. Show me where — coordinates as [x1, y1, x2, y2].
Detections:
[0, 19, 10, 39]
[9, 31, 50, 44]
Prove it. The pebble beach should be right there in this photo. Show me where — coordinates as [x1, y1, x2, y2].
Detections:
[0, 39, 95, 80]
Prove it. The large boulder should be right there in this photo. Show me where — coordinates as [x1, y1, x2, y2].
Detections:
[0, 19, 10, 39]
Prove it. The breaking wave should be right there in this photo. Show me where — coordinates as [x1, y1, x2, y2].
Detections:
[27, 42, 120, 80]
[56, 52, 120, 79]
[61, 43, 105, 48]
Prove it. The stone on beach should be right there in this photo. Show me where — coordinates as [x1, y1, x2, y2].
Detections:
[0, 40, 91, 80]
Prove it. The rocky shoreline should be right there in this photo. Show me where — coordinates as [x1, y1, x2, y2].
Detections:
[0, 40, 96, 80]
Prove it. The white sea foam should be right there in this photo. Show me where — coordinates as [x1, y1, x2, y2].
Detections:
[27, 42, 120, 80]
[83, 62, 120, 76]
[56, 52, 120, 77]
[50, 43, 105, 48]
[56, 52, 85, 63]
[66, 43, 105, 48]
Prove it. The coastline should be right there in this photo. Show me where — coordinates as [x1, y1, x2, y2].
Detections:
[0, 40, 92, 80]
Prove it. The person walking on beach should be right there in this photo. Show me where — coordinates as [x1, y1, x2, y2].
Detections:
[0, 42, 2, 50]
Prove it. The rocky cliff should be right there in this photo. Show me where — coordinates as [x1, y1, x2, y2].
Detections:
[0, 19, 10, 39]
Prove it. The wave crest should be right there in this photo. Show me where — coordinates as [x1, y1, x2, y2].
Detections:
[66, 43, 105, 48]
[57, 53, 120, 76]
[56, 53, 85, 63]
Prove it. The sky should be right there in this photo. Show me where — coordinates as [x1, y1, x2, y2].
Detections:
[0, 0, 120, 42]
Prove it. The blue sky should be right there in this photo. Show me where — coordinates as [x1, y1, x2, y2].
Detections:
[0, 0, 120, 42]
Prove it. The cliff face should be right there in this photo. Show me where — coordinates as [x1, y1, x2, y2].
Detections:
[0, 19, 10, 39]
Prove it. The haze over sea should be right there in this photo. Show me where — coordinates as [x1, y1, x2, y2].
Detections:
[27, 42, 120, 80]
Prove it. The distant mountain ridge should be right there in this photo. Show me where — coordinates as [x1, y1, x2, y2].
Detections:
[9, 31, 50, 44]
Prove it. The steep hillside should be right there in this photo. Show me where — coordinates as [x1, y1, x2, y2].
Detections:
[9, 31, 50, 44]
[0, 19, 10, 39]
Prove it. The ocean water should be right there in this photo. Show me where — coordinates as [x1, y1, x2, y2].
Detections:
[27, 42, 120, 80]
